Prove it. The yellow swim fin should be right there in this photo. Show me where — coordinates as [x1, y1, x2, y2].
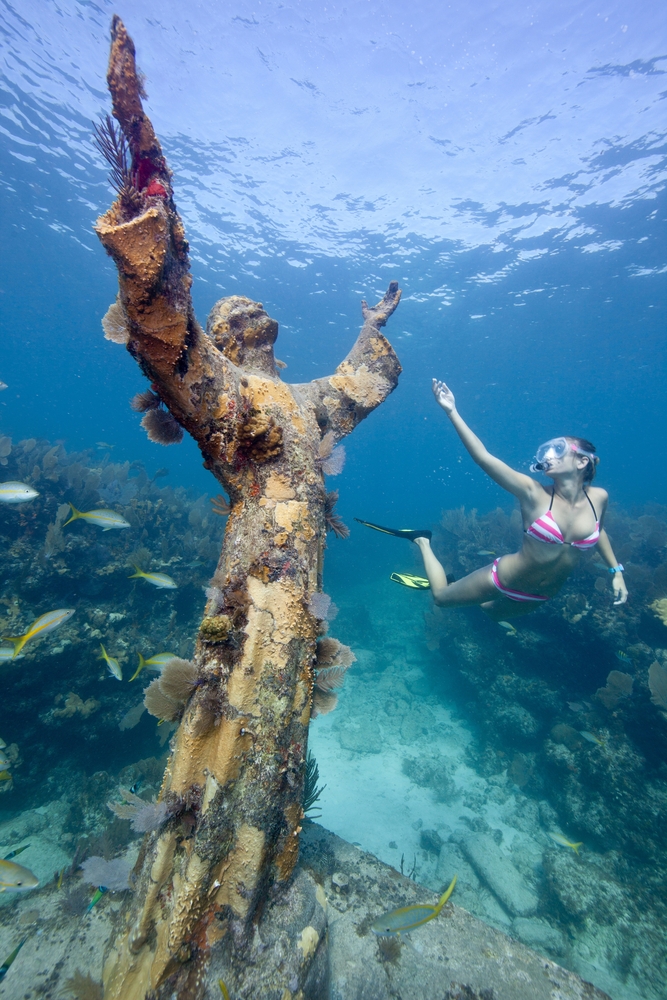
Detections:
[390, 572, 431, 590]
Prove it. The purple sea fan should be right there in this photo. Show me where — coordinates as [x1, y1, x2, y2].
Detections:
[108, 788, 170, 832]
[80, 855, 133, 892]
[140, 408, 184, 446]
[324, 490, 350, 539]
[130, 389, 161, 413]
[314, 665, 349, 692]
[308, 592, 338, 621]
[321, 445, 346, 476]
[129, 799, 169, 833]
[311, 689, 338, 718]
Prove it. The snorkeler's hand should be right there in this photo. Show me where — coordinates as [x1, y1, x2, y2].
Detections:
[612, 574, 628, 605]
[432, 378, 456, 415]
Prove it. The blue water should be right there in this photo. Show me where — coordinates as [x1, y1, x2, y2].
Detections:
[1, 2, 666, 998]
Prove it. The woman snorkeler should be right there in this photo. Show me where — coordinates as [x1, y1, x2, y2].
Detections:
[356, 379, 628, 621]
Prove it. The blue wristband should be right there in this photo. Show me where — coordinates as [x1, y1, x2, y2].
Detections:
[608, 565, 624, 574]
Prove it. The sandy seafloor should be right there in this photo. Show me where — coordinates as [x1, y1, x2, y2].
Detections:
[309, 578, 653, 1000]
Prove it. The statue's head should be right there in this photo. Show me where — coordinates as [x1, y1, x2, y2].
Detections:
[206, 296, 279, 376]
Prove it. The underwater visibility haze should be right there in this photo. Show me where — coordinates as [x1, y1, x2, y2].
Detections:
[0, 2, 666, 999]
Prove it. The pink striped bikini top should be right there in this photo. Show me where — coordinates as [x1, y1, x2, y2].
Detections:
[525, 489, 600, 549]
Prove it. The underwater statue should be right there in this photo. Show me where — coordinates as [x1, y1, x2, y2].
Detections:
[93, 17, 401, 1000]
[359, 380, 627, 619]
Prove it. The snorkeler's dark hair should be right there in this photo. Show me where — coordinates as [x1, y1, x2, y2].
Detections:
[566, 437, 599, 482]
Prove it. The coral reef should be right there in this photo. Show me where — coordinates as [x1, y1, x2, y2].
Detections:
[648, 659, 667, 710]
[0, 434, 224, 808]
[650, 597, 667, 625]
[595, 668, 633, 709]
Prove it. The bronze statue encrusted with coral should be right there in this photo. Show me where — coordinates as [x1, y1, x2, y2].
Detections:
[93, 16, 402, 1000]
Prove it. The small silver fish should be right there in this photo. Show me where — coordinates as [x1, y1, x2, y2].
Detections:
[64, 504, 130, 530]
[498, 621, 517, 632]
[0, 381, 7, 391]
[615, 651, 632, 664]
[128, 566, 177, 589]
[99, 644, 122, 681]
[0, 482, 39, 504]
[477, 549, 496, 556]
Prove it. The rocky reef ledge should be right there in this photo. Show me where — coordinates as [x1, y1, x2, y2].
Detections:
[0, 819, 609, 999]
[300, 824, 610, 1000]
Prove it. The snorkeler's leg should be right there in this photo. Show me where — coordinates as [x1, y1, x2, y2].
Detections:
[413, 536, 449, 594]
[413, 538, 497, 606]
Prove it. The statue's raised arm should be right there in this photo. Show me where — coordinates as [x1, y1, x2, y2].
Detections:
[297, 281, 402, 438]
[94, 17, 402, 1000]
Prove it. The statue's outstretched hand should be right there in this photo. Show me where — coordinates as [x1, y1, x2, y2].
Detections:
[361, 281, 401, 329]
[432, 378, 456, 415]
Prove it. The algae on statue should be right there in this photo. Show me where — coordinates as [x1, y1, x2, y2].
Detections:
[94, 16, 402, 999]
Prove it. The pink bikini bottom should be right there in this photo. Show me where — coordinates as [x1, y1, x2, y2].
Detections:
[491, 558, 549, 603]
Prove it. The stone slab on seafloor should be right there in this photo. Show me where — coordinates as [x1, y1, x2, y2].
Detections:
[456, 831, 539, 917]
[0, 823, 610, 1000]
[302, 823, 610, 1000]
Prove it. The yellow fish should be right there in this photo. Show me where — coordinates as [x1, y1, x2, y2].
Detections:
[99, 644, 122, 681]
[498, 621, 517, 633]
[580, 731, 604, 746]
[371, 875, 457, 936]
[0, 482, 39, 504]
[64, 504, 130, 530]
[548, 832, 583, 854]
[2, 609, 75, 658]
[0, 772, 11, 782]
[0, 859, 39, 893]
[129, 652, 178, 682]
[128, 566, 177, 589]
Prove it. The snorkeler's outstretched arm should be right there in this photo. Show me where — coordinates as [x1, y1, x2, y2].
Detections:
[432, 379, 538, 501]
[296, 282, 403, 440]
[596, 517, 629, 605]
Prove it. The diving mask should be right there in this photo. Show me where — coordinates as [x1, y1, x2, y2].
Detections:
[530, 437, 595, 473]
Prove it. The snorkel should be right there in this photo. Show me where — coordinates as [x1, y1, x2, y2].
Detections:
[530, 437, 597, 474]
